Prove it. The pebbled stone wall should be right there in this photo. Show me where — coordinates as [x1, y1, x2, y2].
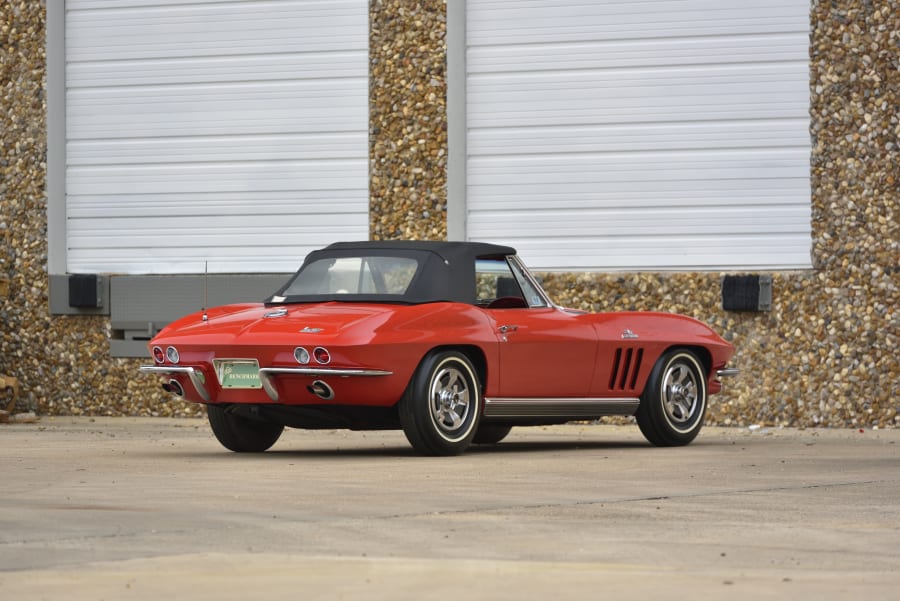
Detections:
[369, 0, 447, 241]
[803, 0, 898, 426]
[0, 0, 897, 426]
[1, 1, 198, 417]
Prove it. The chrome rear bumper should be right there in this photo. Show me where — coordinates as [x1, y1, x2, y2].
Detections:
[139, 365, 210, 402]
[258, 367, 392, 402]
[141, 365, 392, 403]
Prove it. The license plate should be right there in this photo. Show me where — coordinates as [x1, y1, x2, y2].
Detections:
[214, 359, 262, 389]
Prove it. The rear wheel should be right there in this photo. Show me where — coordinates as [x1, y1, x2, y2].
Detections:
[206, 404, 284, 452]
[473, 424, 512, 445]
[399, 350, 482, 456]
[635, 349, 707, 447]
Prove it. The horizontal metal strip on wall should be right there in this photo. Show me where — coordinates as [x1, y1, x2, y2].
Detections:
[467, 1, 807, 42]
[468, 33, 808, 73]
[67, 0, 365, 61]
[469, 120, 810, 155]
[483, 236, 813, 272]
[68, 132, 367, 165]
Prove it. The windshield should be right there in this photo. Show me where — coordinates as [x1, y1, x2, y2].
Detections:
[276, 255, 420, 298]
[475, 258, 549, 308]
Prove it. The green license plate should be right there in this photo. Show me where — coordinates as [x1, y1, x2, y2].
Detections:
[215, 360, 262, 389]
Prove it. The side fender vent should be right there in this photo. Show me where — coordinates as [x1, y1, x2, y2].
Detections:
[609, 347, 644, 391]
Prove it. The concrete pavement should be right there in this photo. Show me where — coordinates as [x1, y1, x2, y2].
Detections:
[1, 417, 898, 599]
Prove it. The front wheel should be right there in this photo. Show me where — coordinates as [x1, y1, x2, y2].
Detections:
[206, 404, 284, 452]
[399, 351, 482, 456]
[635, 349, 707, 447]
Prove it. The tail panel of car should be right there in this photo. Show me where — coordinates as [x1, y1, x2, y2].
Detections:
[147, 301, 498, 408]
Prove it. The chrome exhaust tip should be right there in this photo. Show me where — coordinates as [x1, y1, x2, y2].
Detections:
[307, 380, 335, 401]
[163, 379, 185, 397]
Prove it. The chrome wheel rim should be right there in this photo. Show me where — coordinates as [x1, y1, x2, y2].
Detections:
[429, 363, 472, 439]
[662, 362, 699, 425]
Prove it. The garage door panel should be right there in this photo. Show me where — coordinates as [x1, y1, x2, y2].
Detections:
[468, 104, 808, 129]
[468, 1, 808, 43]
[67, 80, 365, 139]
[65, 0, 368, 274]
[469, 120, 809, 155]
[472, 205, 810, 237]
[68, 132, 367, 166]
[68, 52, 366, 88]
[69, 214, 368, 247]
[486, 236, 813, 272]
[466, 0, 811, 270]
[468, 33, 808, 74]
[67, 159, 367, 196]
[68, 244, 359, 276]
[461, 182, 808, 210]
[68, 212, 367, 274]
[67, 0, 365, 61]
[468, 65, 808, 128]
[67, 190, 365, 219]
[468, 150, 809, 185]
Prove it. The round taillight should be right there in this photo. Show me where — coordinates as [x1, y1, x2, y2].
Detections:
[152, 346, 165, 363]
[166, 346, 180, 364]
[294, 347, 310, 365]
[313, 347, 331, 365]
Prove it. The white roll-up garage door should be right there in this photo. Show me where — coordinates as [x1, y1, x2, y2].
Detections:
[466, 0, 811, 271]
[65, 0, 368, 274]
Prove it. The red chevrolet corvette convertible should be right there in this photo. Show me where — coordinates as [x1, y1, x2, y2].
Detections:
[141, 241, 738, 455]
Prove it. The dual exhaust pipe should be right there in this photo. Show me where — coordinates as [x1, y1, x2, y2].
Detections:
[161, 378, 335, 401]
[162, 379, 185, 397]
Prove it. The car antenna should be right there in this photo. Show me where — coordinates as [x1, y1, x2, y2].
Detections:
[202, 260, 209, 322]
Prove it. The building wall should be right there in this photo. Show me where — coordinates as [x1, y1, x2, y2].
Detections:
[1, 1, 897, 425]
[370, 0, 448, 240]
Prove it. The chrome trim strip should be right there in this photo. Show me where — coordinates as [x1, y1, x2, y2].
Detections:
[258, 367, 393, 377]
[257, 367, 393, 402]
[716, 368, 740, 378]
[483, 397, 640, 419]
[507, 255, 554, 308]
[139, 365, 210, 402]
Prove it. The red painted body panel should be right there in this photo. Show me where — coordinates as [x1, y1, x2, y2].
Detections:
[148, 300, 734, 408]
[152, 302, 495, 406]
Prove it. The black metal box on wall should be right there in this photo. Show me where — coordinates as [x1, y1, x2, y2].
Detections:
[68, 274, 103, 308]
[722, 275, 772, 312]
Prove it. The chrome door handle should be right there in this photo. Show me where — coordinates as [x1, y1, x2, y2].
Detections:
[498, 325, 518, 334]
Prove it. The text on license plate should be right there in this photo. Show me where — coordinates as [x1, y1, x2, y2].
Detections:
[214, 359, 262, 389]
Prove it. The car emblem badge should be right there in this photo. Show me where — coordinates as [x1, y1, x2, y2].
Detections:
[300, 326, 323, 333]
[263, 308, 288, 318]
[621, 329, 639, 339]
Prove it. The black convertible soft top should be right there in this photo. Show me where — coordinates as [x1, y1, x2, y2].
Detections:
[269, 240, 518, 305]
